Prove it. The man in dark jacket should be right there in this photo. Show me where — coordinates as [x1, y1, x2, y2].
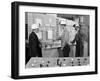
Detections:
[28, 24, 42, 57]
[71, 25, 84, 57]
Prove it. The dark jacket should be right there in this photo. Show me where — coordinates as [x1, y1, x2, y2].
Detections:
[29, 32, 42, 57]
[72, 31, 84, 57]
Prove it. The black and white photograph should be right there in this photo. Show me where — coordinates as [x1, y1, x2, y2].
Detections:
[11, 1, 97, 79]
[25, 13, 90, 68]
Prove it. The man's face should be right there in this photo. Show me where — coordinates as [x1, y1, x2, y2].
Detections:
[33, 28, 39, 33]
[75, 26, 79, 31]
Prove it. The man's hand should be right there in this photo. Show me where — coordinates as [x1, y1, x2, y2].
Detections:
[39, 44, 42, 48]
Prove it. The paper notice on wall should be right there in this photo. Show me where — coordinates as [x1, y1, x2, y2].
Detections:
[35, 18, 42, 27]
[47, 30, 53, 40]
